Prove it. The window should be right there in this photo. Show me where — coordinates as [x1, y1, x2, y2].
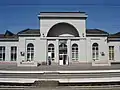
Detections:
[109, 46, 114, 60]
[48, 44, 55, 61]
[92, 43, 99, 60]
[0, 46, 5, 61]
[59, 43, 67, 54]
[27, 43, 34, 61]
[72, 44, 78, 61]
[11, 46, 17, 61]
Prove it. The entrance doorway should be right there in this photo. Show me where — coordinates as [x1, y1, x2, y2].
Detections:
[59, 40, 68, 65]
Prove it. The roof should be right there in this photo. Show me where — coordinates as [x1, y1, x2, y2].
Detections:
[17, 29, 40, 36]
[5, 30, 14, 36]
[40, 11, 86, 13]
[0, 29, 40, 39]
[18, 28, 109, 36]
[108, 32, 120, 41]
[39, 12, 88, 19]
[0, 29, 110, 38]
[109, 32, 120, 38]
[0, 29, 120, 41]
[86, 29, 109, 35]
[0, 30, 18, 41]
[0, 34, 5, 38]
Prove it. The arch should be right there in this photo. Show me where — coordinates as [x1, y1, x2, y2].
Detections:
[92, 43, 99, 60]
[47, 22, 79, 37]
[72, 43, 78, 47]
[59, 43, 67, 49]
[48, 43, 54, 47]
[72, 43, 78, 61]
[92, 43, 98, 47]
[27, 43, 34, 61]
[59, 42, 67, 52]
[27, 43, 34, 47]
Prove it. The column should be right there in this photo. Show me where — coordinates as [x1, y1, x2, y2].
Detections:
[79, 38, 87, 63]
[67, 39, 71, 65]
[45, 40, 47, 64]
[56, 39, 59, 65]
[6, 45, 10, 62]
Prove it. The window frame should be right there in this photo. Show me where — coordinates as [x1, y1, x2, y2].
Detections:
[72, 44, 78, 61]
[92, 43, 99, 60]
[109, 46, 114, 60]
[11, 46, 17, 61]
[48, 44, 55, 61]
[0, 46, 5, 61]
[27, 43, 34, 61]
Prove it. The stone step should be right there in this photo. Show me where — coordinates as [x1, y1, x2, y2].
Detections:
[33, 80, 59, 87]
[1, 72, 120, 78]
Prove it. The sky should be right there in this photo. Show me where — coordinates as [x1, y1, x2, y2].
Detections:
[0, 0, 120, 34]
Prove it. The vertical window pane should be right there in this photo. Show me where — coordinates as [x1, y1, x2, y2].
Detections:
[109, 46, 114, 60]
[72, 44, 78, 61]
[11, 46, 17, 61]
[48, 44, 54, 61]
[27, 43, 34, 61]
[92, 43, 99, 60]
[0, 46, 5, 61]
[31, 53, 34, 61]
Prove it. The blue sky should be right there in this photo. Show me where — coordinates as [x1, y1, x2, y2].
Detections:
[0, 0, 120, 34]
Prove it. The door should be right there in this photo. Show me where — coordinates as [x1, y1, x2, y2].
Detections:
[59, 42, 68, 65]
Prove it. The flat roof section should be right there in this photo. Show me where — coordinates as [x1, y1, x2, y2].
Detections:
[38, 12, 88, 19]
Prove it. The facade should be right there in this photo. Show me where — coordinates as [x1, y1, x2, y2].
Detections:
[0, 12, 120, 66]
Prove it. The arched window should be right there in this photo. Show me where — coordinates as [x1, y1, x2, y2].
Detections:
[27, 43, 34, 61]
[92, 43, 99, 60]
[48, 44, 55, 61]
[59, 43, 67, 54]
[72, 44, 78, 61]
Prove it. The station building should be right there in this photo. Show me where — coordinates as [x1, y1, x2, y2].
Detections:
[0, 12, 120, 66]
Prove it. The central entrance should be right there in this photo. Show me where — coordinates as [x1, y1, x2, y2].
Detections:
[59, 40, 68, 65]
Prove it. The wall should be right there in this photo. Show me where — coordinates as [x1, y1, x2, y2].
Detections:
[0, 41, 18, 62]
[86, 36, 108, 63]
[18, 36, 47, 65]
[47, 40, 57, 64]
[108, 41, 120, 62]
[71, 39, 87, 63]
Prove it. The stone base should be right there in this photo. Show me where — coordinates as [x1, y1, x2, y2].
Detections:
[92, 60, 111, 66]
[17, 61, 38, 67]
[33, 80, 59, 87]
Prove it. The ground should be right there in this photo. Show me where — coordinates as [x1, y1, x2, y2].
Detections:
[0, 63, 120, 90]
[0, 63, 120, 71]
[1, 86, 120, 90]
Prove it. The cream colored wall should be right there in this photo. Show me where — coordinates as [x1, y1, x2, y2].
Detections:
[86, 37, 108, 63]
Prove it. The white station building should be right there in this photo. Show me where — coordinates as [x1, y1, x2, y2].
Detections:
[0, 12, 120, 66]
